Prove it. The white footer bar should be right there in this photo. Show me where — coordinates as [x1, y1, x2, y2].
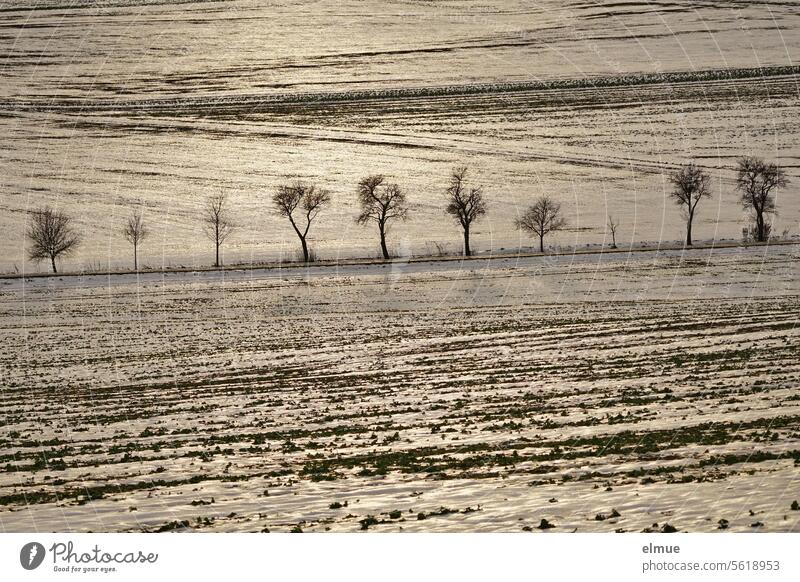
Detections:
[1, 533, 797, 581]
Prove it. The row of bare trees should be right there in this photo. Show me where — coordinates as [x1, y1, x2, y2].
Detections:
[24, 157, 789, 273]
[200, 166, 540, 266]
[670, 157, 789, 246]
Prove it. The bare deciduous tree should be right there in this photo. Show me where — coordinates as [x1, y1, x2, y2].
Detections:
[669, 163, 711, 246]
[273, 182, 331, 262]
[356, 174, 409, 260]
[203, 192, 235, 267]
[516, 195, 566, 253]
[122, 209, 148, 271]
[26, 207, 81, 273]
[736, 156, 789, 242]
[444, 166, 486, 257]
[607, 215, 619, 249]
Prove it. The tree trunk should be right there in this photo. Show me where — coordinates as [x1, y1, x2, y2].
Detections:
[50, 255, 57, 274]
[686, 212, 693, 246]
[301, 237, 309, 262]
[215, 222, 221, 267]
[134, 243, 138, 271]
[539, 234, 544, 253]
[379, 227, 389, 260]
[463, 225, 471, 257]
[756, 212, 765, 242]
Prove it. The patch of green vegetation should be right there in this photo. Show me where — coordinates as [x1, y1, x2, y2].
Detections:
[155, 520, 190, 532]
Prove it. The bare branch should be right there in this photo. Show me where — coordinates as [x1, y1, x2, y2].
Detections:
[356, 175, 409, 259]
[123, 210, 149, 247]
[516, 195, 566, 253]
[203, 192, 235, 267]
[669, 163, 711, 245]
[302, 185, 332, 232]
[736, 156, 788, 242]
[444, 166, 487, 256]
[122, 208, 149, 270]
[26, 206, 81, 273]
[670, 163, 711, 211]
[273, 182, 331, 262]
[607, 215, 619, 248]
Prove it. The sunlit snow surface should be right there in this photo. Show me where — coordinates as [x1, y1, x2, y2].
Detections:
[1, 245, 798, 532]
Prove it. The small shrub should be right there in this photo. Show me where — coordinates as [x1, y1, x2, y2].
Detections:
[360, 515, 379, 530]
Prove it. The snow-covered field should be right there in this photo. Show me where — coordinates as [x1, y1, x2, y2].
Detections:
[1, 0, 798, 535]
[1, 244, 799, 532]
[1, 1, 799, 271]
